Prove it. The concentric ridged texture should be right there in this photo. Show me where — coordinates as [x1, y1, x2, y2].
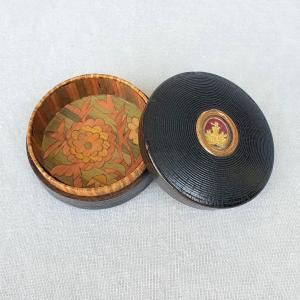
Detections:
[140, 72, 274, 208]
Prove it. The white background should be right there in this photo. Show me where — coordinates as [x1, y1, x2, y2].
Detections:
[1, 1, 299, 299]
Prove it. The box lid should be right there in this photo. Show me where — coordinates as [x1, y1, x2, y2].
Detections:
[140, 72, 274, 208]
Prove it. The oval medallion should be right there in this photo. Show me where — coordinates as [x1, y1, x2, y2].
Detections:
[196, 109, 238, 157]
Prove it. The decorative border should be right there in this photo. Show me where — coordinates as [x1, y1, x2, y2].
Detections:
[195, 109, 239, 157]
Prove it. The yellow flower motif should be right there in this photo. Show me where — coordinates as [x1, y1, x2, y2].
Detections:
[127, 117, 139, 145]
[63, 119, 115, 165]
[205, 121, 228, 148]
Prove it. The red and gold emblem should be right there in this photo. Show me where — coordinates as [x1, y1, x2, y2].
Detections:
[196, 109, 238, 157]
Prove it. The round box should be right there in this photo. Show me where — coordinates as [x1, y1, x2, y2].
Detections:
[27, 74, 152, 208]
[27, 72, 274, 209]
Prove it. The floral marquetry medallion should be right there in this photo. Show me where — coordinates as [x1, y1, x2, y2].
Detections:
[42, 95, 142, 188]
[196, 109, 239, 157]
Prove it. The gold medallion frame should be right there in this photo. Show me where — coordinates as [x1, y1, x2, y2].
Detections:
[195, 109, 239, 157]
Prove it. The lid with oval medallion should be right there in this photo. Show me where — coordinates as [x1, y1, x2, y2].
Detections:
[139, 72, 274, 208]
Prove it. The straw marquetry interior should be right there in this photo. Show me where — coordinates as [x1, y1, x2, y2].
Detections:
[27, 74, 148, 199]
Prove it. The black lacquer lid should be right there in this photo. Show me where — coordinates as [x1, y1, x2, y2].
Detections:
[140, 72, 274, 208]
